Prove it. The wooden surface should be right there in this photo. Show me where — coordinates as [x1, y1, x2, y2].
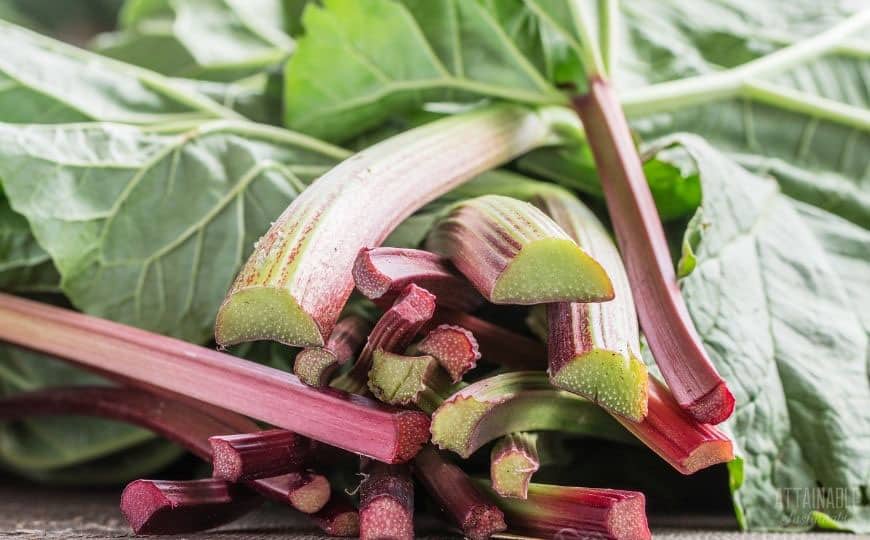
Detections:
[0, 481, 854, 539]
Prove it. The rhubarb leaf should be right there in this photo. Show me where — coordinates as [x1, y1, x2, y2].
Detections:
[650, 135, 870, 532]
[93, 0, 294, 82]
[0, 197, 59, 293]
[0, 121, 345, 343]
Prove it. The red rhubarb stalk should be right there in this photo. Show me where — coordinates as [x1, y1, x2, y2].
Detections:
[121, 479, 260, 535]
[359, 460, 414, 540]
[490, 433, 540, 499]
[268, 472, 332, 514]
[480, 482, 651, 540]
[312, 494, 361, 537]
[332, 284, 436, 394]
[572, 78, 734, 424]
[416, 324, 481, 383]
[414, 446, 506, 540]
[0, 293, 430, 463]
[295, 315, 370, 387]
[210, 429, 314, 482]
[431, 309, 545, 370]
[354, 247, 483, 312]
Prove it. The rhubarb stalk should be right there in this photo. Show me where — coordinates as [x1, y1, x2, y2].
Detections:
[332, 284, 436, 394]
[426, 195, 613, 305]
[415, 324, 481, 383]
[210, 429, 314, 482]
[353, 247, 483, 312]
[295, 315, 370, 387]
[367, 349, 452, 414]
[214, 105, 562, 348]
[359, 460, 415, 540]
[490, 433, 540, 499]
[312, 494, 361, 537]
[414, 446, 506, 540]
[121, 479, 260, 535]
[535, 190, 649, 421]
[479, 482, 651, 540]
[0, 293, 430, 463]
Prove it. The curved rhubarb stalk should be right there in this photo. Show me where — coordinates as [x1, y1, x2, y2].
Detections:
[479, 482, 651, 540]
[416, 324, 481, 383]
[368, 349, 451, 414]
[210, 429, 314, 482]
[214, 105, 561, 348]
[490, 433, 540, 499]
[333, 284, 436, 394]
[359, 461, 414, 540]
[572, 79, 734, 424]
[426, 195, 613, 305]
[535, 190, 649, 421]
[430, 372, 626, 459]
[121, 479, 260, 535]
[0, 293, 430, 463]
[414, 446, 506, 540]
[295, 315, 370, 387]
[353, 247, 483, 312]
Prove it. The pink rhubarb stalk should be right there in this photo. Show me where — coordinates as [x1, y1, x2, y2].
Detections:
[359, 460, 414, 540]
[416, 324, 481, 383]
[210, 429, 314, 482]
[414, 446, 506, 540]
[0, 293, 430, 463]
[312, 495, 361, 537]
[572, 78, 734, 424]
[295, 315, 371, 387]
[490, 433, 540, 499]
[353, 247, 483, 311]
[332, 284, 436, 394]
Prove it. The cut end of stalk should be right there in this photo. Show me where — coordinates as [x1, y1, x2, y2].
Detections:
[121, 480, 171, 535]
[430, 396, 493, 459]
[490, 452, 538, 499]
[607, 492, 650, 540]
[210, 439, 244, 482]
[686, 381, 736, 425]
[394, 410, 432, 463]
[285, 473, 331, 514]
[417, 325, 480, 383]
[491, 238, 614, 305]
[464, 504, 508, 540]
[360, 497, 414, 540]
[369, 349, 437, 406]
[683, 439, 735, 475]
[294, 348, 339, 387]
[550, 349, 649, 421]
[215, 287, 322, 348]
[312, 496, 360, 537]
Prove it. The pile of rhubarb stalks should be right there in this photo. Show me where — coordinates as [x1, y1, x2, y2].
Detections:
[0, 88, 737, 540]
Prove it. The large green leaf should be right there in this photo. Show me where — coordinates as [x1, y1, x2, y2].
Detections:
[0, 196, 58, 293]
[651, 136, 869, 532]
[0, 19, 235, 125]
[0, 121, 346, 344]
[94, 0, 295, 82]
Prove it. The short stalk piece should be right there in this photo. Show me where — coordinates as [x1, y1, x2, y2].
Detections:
[333, 284, 436, 394]
[535, 190, 649, 421]
[210, 429, 314, 482]
[295, 315, 370, 387]
[490, 433, 540, 499]
[312, 495, 361, 537]
[266, 472, 331, 514]
[359, 461, 415, 540]
[353, 247, 483, 312]
[426, 195, 614, 305]
[415, 446, 506, 540]
[416, 325, 481, 383]
[431, 309, 545, 370]
[368, 349, 451, 414]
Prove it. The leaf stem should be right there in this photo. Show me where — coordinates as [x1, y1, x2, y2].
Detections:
[742, 80, 870, 131]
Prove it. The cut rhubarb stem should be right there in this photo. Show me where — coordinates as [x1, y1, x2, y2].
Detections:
[359, 460, 414, 540]
[535, 190, 649, 421]
[121, 479, 261, 535]
[416, 324, 481, 383]
[479, 482, 651, 540]
[0, 293, 430, 463]
[354, 247, 483, 312]
[210, 429, 314, 482]
[613, 377, 734, 475]
[430, 372, 626, 459]
[312, 494, 361, 537]
[426, 195, 614, 305]
[490, 433, 540, 499]
[415, 446, 506, 540]
[572, 78, 734, 424]
[267, 472, 331, 514]
[214, 105, 561, 348]
[430, 309, 545, 370]
[368, 349, 451, 414]
[295, 315, 371, 387]
[333, 284, 436, 394]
